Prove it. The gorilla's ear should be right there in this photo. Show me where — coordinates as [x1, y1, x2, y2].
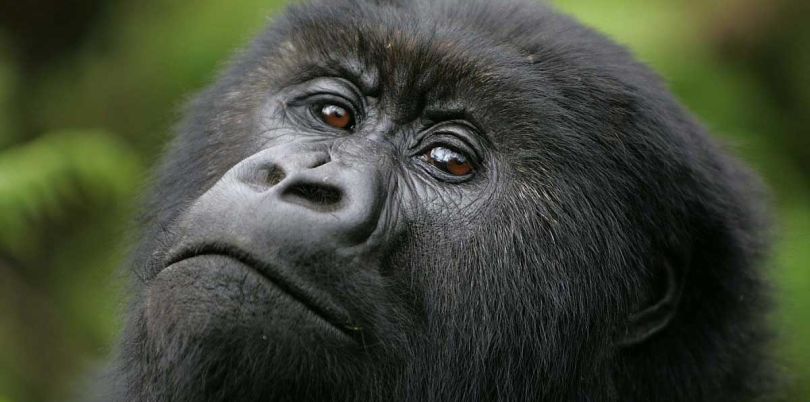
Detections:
[617, 258, 687, 347]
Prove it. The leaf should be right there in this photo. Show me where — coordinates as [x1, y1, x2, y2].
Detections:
[0, 130, 141, 259]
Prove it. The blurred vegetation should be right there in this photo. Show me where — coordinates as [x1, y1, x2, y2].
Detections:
[0, 0, 807, 401]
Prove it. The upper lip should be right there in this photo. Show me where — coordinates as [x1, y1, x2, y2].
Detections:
[164, 243, 357, 340]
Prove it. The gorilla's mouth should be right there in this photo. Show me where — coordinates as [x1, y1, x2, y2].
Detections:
[163, 243, 357, 340]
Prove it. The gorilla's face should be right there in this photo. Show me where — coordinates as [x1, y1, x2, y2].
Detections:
[117, 1, 770, 401]
[156, 72, 499, 326]
[144, 34, 531, 398]
[148, 69, 503, 370]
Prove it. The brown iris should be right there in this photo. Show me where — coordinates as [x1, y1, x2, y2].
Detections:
[424, 146, 474, 177]
[319, 104, 353, 129]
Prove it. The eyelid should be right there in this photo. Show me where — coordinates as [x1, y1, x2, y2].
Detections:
[425, 114, 490, 147]
[287, 78, 365, 116]
[294, 93, 357, 113]
[414, 122, 483, 162]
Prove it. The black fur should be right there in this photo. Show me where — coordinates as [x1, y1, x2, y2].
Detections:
[101, 0, 774, 401]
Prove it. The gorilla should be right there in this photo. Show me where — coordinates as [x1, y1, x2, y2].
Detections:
[101, 0, 775, 401]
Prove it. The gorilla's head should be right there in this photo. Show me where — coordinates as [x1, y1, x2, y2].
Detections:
[111, 1, 773, 401]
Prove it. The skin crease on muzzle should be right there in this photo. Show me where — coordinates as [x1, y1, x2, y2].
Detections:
[94, 0, 777, 401]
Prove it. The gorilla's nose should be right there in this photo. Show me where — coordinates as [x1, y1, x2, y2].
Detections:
[242, 151, 344, 213]
[177, 144, 385, 260]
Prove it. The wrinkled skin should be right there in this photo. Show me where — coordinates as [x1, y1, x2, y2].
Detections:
[101, 0, 775, 401]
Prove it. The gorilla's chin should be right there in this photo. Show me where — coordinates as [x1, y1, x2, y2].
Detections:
[146, 255, 355, 345]
[125, 255, 393, 402]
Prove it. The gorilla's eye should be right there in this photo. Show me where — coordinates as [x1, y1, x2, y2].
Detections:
[317, 104, 354, 130]
[423, 146, 474, 177]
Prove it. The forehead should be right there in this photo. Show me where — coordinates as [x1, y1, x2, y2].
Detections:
[268, 3, 541, 121]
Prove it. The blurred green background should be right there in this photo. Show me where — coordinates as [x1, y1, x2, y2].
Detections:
[0, 0, 807, 401]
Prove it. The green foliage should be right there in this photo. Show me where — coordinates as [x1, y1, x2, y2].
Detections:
[33, 0, 285, 154]
[0, 44, 17, 148]
[0, 130, 140, 401]
[0, 130, 140, 260]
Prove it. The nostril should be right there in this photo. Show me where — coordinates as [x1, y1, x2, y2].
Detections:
[244, 165, 286, 191]
[281, 181, 343, 212]
[263, 166, 286, 186]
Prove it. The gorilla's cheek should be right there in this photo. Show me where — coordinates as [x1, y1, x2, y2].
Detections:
[145, 255, 353, 346]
